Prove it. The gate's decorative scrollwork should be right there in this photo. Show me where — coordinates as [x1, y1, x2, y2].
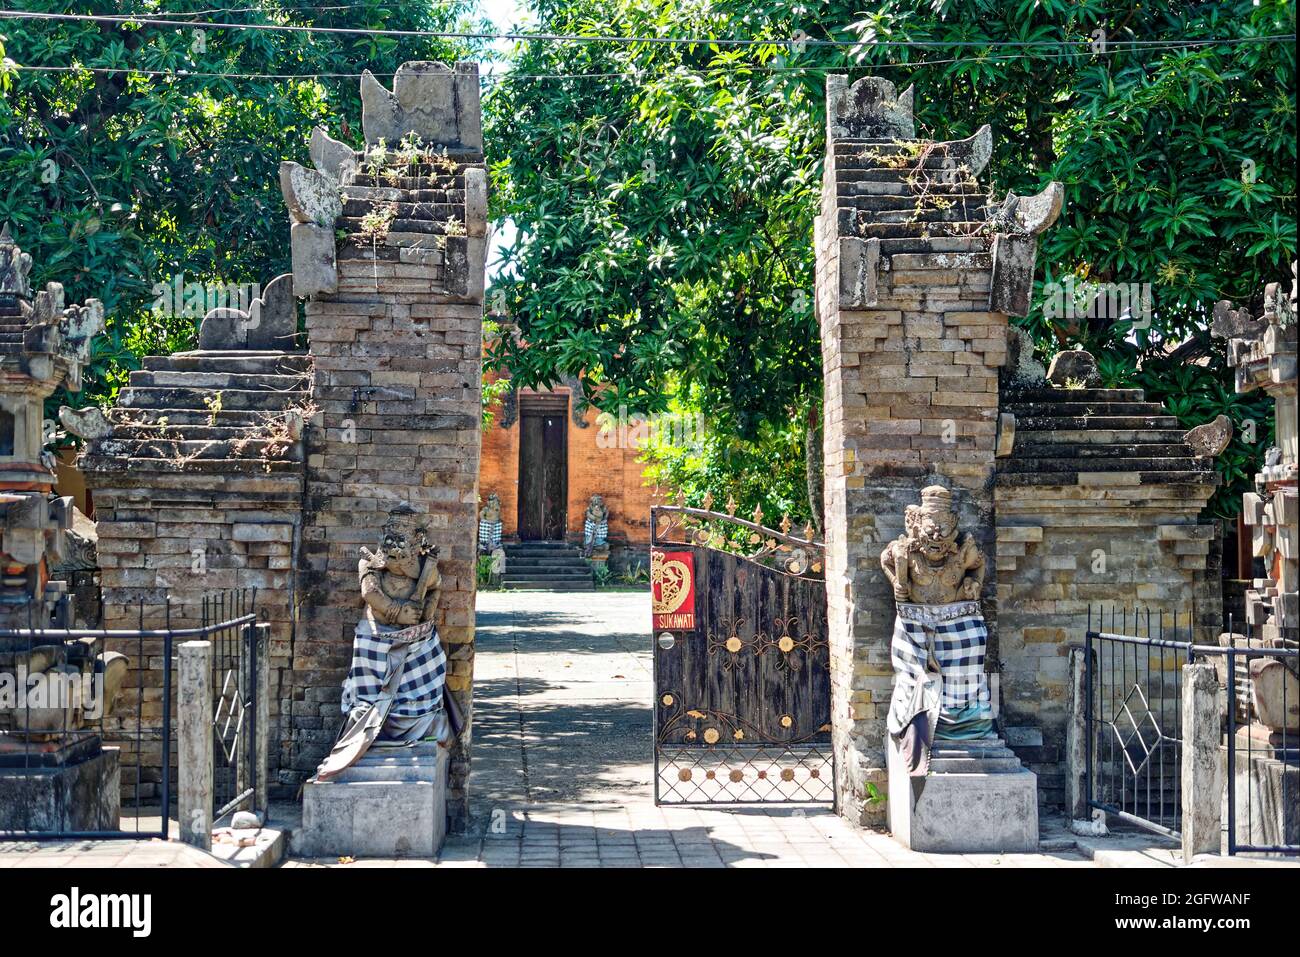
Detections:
[651, 505, 825, 579]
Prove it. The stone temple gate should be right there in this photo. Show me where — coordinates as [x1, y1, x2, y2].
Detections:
[41, 66, 1231, 844]
[814, 76, 1222, 829]
[75, 61, 487, 829]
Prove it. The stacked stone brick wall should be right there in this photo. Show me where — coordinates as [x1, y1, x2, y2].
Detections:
[80, 63, 487, 821]
[287, 62, 486, 828]
[80, 350, 311, 801]
[995, 381, 1221, 806]
[815, 75, 1063, 825]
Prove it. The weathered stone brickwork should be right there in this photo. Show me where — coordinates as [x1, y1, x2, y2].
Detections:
[814, 75, 1062, 825]
[1214, 271, 1298, 645]
[289, 62, 486, 829]
[995, 381, 1221, 806]
[79, 333, 311, 801]
[80, 63, 486, 826]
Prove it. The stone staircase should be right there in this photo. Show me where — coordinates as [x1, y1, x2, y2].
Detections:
[502, 541, 594, 591]
[999, 386, 1214, 487]
[927, 737, 1025, 774]
[82, 351, 313, 475]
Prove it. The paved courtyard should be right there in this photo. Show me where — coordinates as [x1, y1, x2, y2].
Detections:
[1, 589, 1218, 869]
[287, 589, 1100, 868]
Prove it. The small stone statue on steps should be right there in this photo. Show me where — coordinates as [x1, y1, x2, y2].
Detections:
[478, 492, 503, 553]
[582, 493, 610, 559]
[316, 504, 455, 781]
[880, 485, 993, 776]
[477, 492, 506, 583]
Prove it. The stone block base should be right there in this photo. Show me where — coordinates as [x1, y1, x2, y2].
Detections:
[1229, 735, 1299, 851]
[0, 747, 121, 832]
[888, 737, 1039, 852]
[295, 742, 448, 858]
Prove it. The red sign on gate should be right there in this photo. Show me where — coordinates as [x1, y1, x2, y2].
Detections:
[651, 549, 696, 631]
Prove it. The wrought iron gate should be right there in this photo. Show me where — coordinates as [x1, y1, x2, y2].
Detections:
[651, 502, 832, 805]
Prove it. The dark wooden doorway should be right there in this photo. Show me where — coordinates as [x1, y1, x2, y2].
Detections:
[518, 396, 568, 540]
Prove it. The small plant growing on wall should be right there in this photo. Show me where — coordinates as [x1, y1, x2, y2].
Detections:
[203, 391, 223, 426]
[364, 137, 389, 182]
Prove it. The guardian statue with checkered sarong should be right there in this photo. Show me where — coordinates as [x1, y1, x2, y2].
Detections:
[881, 485, 994, 776]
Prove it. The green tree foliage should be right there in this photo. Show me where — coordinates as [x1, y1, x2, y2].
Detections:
[0, 0, 485, 414]
[485, 0, 1295, 520]
[485, 0, 821, 443]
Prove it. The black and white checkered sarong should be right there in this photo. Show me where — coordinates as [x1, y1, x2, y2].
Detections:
[341, 619, 446, 720]
[888, 601, 989, 733]
[478, 519, 503, 552]
[583, 518, 607, 545]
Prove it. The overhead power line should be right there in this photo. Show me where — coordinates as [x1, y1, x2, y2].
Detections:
[0, 9, 1294, 50]
[10, 39, 1279, 85]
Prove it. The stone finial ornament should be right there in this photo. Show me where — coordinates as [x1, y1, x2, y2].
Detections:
[280, 161, 344, 227]
[280, 127, 356, 299]
[1211, 299, 1266, 340]
[1183, 414, 1233, 458]
[280, 137, 348, 300]
[59, 405, 113, 441]
[309, 126, 359, 182]
[826, 76, 915, 140]
[198, 272, 297, 351]
[987, 184, 1065, 316]
[1046, 349, 1101, 387]
[360, 61, 483, 150]
[880, 485, 986, 605]
[0, 223, 33, 302]
[991, 183, 1065, 236]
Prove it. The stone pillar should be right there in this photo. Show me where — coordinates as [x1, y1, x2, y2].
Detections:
[284, 62, 486, 829]
[178, 639, 213, 851]
[1181, 661, 1221, 860]
[814, 76, 1061, 824]
[1065, 646, 1088, 821]
[255, 622, 271, 812]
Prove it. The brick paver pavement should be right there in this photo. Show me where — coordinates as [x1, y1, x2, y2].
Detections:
[285, 590, 1098, 868]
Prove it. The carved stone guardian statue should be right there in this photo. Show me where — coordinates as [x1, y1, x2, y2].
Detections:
[582, 494, 610, 559]
[880, 485, 993, 776]
[478, 492, 503, 553]
[316, 504, 455, 780]
[477, 492, 506, 582]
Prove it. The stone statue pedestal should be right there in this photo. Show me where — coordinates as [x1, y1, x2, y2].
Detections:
[887, 736, 1039, 853]
[296, 742, 448, 858]
[1229, 726, 1298, 851]
[0, 746, 121, 833]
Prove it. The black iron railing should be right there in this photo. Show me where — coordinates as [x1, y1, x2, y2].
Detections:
[202, 590, 261, 825]
[0, 596, 259, 841]
[1085, 606, 1297, 857]
[1085, 606, 1193, 841]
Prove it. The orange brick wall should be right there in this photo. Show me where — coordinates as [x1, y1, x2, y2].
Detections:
[480, 382, 661, 545]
